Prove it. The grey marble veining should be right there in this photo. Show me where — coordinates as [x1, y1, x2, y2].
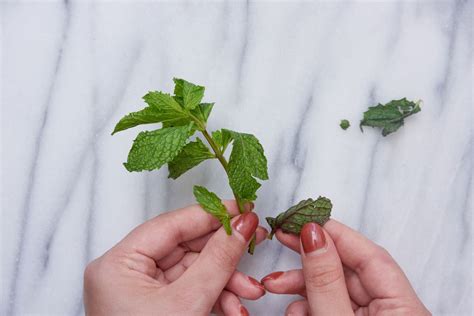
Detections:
[1, 1, 472, 315]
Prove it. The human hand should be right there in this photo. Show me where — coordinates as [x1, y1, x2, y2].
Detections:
[261, 220, 431, 315]
[84, 201, 268, 316]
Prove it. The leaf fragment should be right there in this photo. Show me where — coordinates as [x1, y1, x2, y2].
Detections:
[266, 197, 332, 239]
[360, 98, 421, 136]
[193, 185, 232, 235]
[168, 138, 215, 179]
[340, 119, 350, 130]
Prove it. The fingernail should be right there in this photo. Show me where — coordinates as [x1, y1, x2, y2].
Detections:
[261, 271, 284, 283]
[244, 202, 255, 212]
[248, 276, 265, 291]
[301, 223, 327, 254]
[233, 212, 258, 241]
[240, 305, 249, 316]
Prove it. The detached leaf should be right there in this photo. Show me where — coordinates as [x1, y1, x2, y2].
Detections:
[193, 185, 232, 235]
[173, 78, 205, 110]
[212, 129, 233, 152]
[225, 130, 269, 201]
[168, 138, 215, 179]
[124, 124, 193, 172]
[340, 119, 350, 130]
[360, 98, 421, 136]
[266, 197, 332, 239]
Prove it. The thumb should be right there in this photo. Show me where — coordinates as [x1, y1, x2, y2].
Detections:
[300, 223, 353, 315]
[172, 212, 258, 305]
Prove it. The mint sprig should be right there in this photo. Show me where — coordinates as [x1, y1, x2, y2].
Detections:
[113, 78, 269, 253]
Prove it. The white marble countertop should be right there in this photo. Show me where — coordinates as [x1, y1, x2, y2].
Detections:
[2, 1, 472, 315]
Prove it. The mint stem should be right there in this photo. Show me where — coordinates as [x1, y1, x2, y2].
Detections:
[201, 129, 245, 214]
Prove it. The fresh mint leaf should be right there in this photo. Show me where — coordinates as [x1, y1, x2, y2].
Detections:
[360, 98, 421, 136]
[173, 78, 205, 110]
[266, 197, 332, 239]
[193, 185, 232, 235]
[226, 130, 268, 201]
[144, 91, 184, 111]
[112, 107, 166, 135]
[191, 103, 214, 123]
[212, 129, 233, 153]
[124, 123, 193, 172]
[340, 119, 350, 130]
[168, 138, 215, 179]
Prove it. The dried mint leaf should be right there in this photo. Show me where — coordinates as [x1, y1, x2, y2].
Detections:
[266, 197, 332, 239]
[360, 98, 421, 136]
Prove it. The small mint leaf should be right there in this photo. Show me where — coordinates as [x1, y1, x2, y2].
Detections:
[168, 138, 215, 179]
[193, 185, 232, 235]
[212, 129, 233, 152]
[191, 103, 214, 124]
[112, 107, 165, 135]
[173, 78, 205, 110]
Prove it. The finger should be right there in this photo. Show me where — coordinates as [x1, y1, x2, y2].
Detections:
[213, 290, 249, 316]
[164, 255, 265, 300]
[225, 270, 265, 300]
[116, 200, 244, 262]
[343, 266, 371, 306]
[261, 269, 305, 296]
[324, 219, 417, 298]
[300, 223, 352, 315]
[172, 212, 258, 305]
[158, 226, 268, 270]
[285, 299, 309, 316]
[275, 229, 300, 253]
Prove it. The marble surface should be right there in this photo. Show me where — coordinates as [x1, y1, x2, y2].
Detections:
[1, 1, 472, 315]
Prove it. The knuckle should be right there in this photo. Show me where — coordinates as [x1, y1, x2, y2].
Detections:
[305, 264, 344, 290]
[84, 259, 100, 286]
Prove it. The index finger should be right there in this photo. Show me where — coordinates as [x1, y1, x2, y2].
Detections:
[115, 200, 246, 262]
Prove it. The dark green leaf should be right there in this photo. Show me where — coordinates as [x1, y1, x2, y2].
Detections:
[168, 138, 215, 179]
[339, 119, 350, 130]
[225, 130, 268, 201]
[124, 124, 193, 172]
[360, 98, 421, 136]
[193, 185, 232, 235]
[173, 78, 205, 110]
[266, 197, 332, 239]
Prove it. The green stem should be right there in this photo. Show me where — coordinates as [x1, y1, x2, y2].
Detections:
[201, 129, 245, 214]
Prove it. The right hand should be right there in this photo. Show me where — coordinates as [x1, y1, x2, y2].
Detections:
[262, 220, 431, 315]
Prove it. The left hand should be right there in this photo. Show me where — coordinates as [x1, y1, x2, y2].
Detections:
[83, 201, 267, 315]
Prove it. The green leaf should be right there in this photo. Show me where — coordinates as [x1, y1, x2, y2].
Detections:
[168, 138, 215, 179]
[225, 130, 268, 201]
[144, 91, 184, 112]
[112, 107, 166, 135]
[212, 129, 233, 152]
[339, 119, 350, 130]
[173, 78, 205, 110]
[191, 103, 214, 123]
[193, 185, 232, 235]
[360, 98, 421, 136]
[266, 197, 332, 239]
[124, 124, 193, 172]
